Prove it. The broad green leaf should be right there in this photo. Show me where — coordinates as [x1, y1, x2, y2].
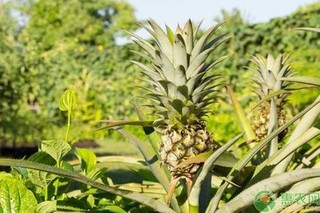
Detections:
[41, 140, 72, 164]
[216, 168, 320, 213]
[36, 201, 57, 213]
[0, 158, 176, 213]
[0, 174, 37, 213]
[102, 206, 127, 213]
[27, 152, 56, 188]
[59, 88, 76, 111]
[75, 148, 97, 175]
[87, 168, 107, 180]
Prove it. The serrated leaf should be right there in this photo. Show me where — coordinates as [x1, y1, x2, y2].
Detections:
[102, 205, 127, 213]
[59, 88, 76, 111]
[36, 201, 57, 213]
[27, 152, 56, 188]
[0, 176, 37, 213]
[41, 140, 72, 164]
[75, 148, 96, 175]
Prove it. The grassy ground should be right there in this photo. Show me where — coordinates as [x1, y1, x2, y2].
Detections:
[92, 138, 142, 157]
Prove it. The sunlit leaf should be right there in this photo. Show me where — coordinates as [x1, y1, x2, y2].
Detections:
[59, 88, 76, 111]
[0, 174, 37, 213]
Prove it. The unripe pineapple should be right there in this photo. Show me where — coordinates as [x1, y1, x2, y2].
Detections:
[129, 20, 227, 179]
[252, 54, 293, 141]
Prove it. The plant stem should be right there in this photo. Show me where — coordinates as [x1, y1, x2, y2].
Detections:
[65, 110, 71, 143]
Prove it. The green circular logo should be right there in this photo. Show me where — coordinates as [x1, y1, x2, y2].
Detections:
[254, 190, 276, 213]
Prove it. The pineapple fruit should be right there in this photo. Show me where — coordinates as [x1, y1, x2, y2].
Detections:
[129, 20, 227, 179]
[251, 54, 293, 141]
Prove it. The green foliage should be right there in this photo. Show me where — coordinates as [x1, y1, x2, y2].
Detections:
[1, 1, 320, 145]
[206, 5, 320, 141]
[0, 173, 38, 213]
[0, 0, 140, 144]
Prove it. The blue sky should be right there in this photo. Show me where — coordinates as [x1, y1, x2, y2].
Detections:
[126, 0, 317, 30]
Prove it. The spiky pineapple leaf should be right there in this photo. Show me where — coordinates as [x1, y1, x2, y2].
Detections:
[207, 97, 320, 212]
[147, 19, 173, 61]
[165, 25, 175, 44]
[296, 27, 320, 33]
[115, 129, 180, 211]
[183, 19, 194, 54]
[281, 76, 320, 87]
[272, 179, 320, 213]
[173, 34, 188, 70]
[191, 22, 224, 61]
[227, 86, 256, 141]
[248, 127, 320, 186]
[252, 89, 288, 110]
[188, 133, 243, 210]
[216, 169, 320, 213]
[271, 96, 320, 176]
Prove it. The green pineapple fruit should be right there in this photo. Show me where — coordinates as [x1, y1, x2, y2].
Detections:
[129, 19, 227, 179]
[252, 54, 293, 141]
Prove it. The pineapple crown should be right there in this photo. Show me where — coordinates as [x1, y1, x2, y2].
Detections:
[252, 54, 294, 102]
[129, 19, 228, 129]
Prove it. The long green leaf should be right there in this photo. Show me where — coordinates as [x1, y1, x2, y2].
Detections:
[227, 86, 255, 141]
[282, 76, 320, 86]
[206, 97, 320, 212]
[296, 27, 320, 33]
[271, 96, 320, 176]
[251, 89, 287, 110]
[116, 129, 180, 212]
[272, 178, 320, 213]
[248, 127, 320, 186]
[0, 158, 175, 213]
[188, 133, 244, 210]
[216, 168, 320, 213]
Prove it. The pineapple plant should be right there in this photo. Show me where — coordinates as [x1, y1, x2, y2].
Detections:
[128, 19, 228, 181]
[251, 54, 293, 142]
